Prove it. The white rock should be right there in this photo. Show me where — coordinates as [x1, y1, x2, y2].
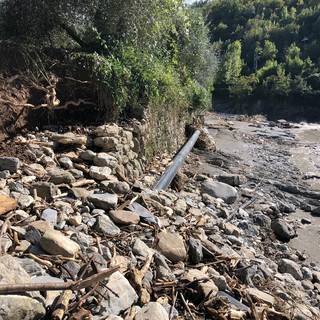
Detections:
[135, 302, 169, 320]
[89, 166, 112, 180]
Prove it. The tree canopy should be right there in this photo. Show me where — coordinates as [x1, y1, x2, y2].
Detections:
[204, 0, 320, 104]
[0, 0, 217, 118]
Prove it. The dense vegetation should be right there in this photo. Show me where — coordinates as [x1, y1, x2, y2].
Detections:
[0, 0, 217, 119]
[202, 0, 320, 106]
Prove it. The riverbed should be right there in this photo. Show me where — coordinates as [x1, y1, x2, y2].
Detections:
[290, 124, 320, 263]
[203, 112, 320, 263]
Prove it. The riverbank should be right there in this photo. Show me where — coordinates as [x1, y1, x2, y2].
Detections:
[199, 112, 320, 264]
[0, 113, 319, 319]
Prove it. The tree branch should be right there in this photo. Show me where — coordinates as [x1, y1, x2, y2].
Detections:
[0, 265, 119, 294]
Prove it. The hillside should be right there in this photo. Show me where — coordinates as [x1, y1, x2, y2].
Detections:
[204, 0, 320, 113]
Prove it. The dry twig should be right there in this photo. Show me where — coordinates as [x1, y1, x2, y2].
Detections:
[0, 265, 119, 294]
[132, 252, 154, 290]
[52, 289, 73, 320]
[179, 292, 196, 320]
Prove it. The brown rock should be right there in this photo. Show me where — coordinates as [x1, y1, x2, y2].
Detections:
[109, 210, 140, 225]
[0, 194, 17, 215]
[156, 231, 187, 262]
[29, 221, 54, 233]
[40, 229, 81, 258]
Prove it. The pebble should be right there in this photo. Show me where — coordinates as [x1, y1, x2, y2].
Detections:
[245, 287, 275, 306]
[189, 237, 203, 264]
[181, 269, 218, 300]
[79, 149, 96, 161]
[102, 271, 138, 316]
[132, 238, 154, 260]
[278, 258, 303, 280]
[50, 132, 87, 145]
[23, 163, 46, 178]
[48, 168, 75, 184]
[135, 302, 169, 320]
[32, 182, 60, 201]
[271, 218, 296, 241]
[0, 295, 46, 320]
[11, 192, 34, 209]
[101, 180, 130, 194]
[0, 157, 20, 173]
[41, 208, 58, 225]
[89, 166, 112, 180]
[0, 194, 17, 215]
[93, 152, 118, 167]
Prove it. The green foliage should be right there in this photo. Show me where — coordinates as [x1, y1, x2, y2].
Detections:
[217, 40, 243, 84]
[0, 0, 217, 119]
[204, 0, 320, 104]
[262, 66, 291, 98]
[229, 74, 259, 99]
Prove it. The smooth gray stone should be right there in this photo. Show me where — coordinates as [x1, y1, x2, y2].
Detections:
[101, 271, 138, 315]
[201, 179, 238, 204]
[135, 302, 169, 320]
[94, 215, 120, 236]
[0, 295, 45, 320]
[88, 193, 118, 210]
[278, 258, 303, 280]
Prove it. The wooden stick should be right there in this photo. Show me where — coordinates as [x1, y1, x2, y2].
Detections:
[132, 252, 154, 289]
[0, 212, 15, 255]
[25, 253, 60, 276]
[179, 292, 196, 320]
[51, 289, 73, 320]
[169, 291, 178, 320]
[0, 265, 119, 294]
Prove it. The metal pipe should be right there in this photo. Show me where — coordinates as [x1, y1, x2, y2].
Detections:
[153, 129, 201, 190]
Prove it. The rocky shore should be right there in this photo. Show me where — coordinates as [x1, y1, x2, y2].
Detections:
[0, 113, 319, 320]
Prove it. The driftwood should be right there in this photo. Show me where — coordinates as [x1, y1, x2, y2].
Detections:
[0, 265, 119, 294]
[132, 253, 154, 290]
[52, 289, 73, 320]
